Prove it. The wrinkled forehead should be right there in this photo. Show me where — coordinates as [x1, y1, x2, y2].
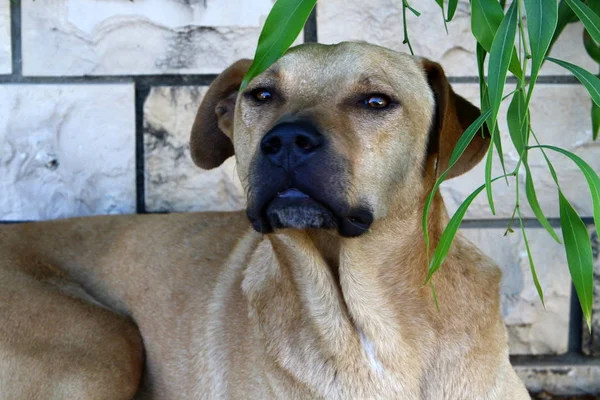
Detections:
[259, 42, 431, 100]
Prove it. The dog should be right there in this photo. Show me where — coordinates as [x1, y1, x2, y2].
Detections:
[0, 41, 530, 399]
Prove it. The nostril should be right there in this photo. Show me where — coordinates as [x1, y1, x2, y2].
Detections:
[295, 134, 319, 152]
[262, 136, 282, 155]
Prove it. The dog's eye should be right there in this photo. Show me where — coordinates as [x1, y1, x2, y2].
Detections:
[364, 95, 390, 109]
[250, 88, 273, 103]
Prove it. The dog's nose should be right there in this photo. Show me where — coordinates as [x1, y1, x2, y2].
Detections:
[260, 122, 323, 169]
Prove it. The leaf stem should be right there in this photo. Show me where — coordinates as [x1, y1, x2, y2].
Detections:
[402, 0, 415, 55]
[529, 130, 562, 189]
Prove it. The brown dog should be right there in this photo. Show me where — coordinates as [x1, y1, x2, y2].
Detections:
[0, 42, 530, 399]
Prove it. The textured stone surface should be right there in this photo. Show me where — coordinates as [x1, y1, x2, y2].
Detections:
[144, 86, 244, 213]
[21, 0, 292, 76]
[516, 363, 600, 396]
[583, 229, 600, 356]
[442, 84, 598, 219]
[318, 0, 596, 77]
[463, 228, 571, 355]
[0, 84, 136, 221]
[0, 0, 11, 74]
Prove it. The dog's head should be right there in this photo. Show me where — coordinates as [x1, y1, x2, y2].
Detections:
[190, 42, 489, 237]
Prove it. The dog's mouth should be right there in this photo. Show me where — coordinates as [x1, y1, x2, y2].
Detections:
[252, 188, 373, 238]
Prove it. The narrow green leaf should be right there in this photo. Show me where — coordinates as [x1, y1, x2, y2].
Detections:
[507, 90, 529, 154]
[550, 0, 579, 52]
[422, 110, 492, 258]
[525, 163, 562, 243]
[403, 0, 421, 17]
[476, 43, 487, 82]
[426, 174, 509, 283]
[559, 191, 594, 328]
[592, 101, 600, 141]
[488, 1, 518, 129]
[518, 213, 545, 306]
[447, 0, 458, 21]
[485, 1, 518, 213]
[447, 110, 493, 174]
[434, 0, 448, 32]
[480, 82, 507, 181]
[588, 0, 600, 18]
[535, 145, 600, 237]
[471, 0, 523, 78]
[472, 0, 504, 48]
[241, 0, 317, 90]
[485, 138, 496, 214]
[524, 0, 558, 102]
[493, 123, 507, 178]
[565, 0, 600, 44]
[547, 57, 600, 107]
[583, 30, 600, 64]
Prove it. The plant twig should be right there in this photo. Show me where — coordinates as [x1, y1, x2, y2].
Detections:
[402, 0, 415, 55]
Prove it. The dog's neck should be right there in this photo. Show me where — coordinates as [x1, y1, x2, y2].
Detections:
[241, 203, 444, 394]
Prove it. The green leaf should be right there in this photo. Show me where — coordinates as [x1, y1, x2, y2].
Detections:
[488, 1, 518, 129]
[426, 174, 509, 283]
[434, 0, 448, 32]
[485, 1, 518, 213]
[403, 0, 421, 17]
[550, 0, 579, 52]
[480, 82, 508, 182]
[592, 101, 600, 140]
[535, 145, 600, 237]
[476, 43, 487, 81]
[518, 214, 545, 306]
[525, 163, 562, 243]
[565, 0, 600, 44]
[588, 0, 600, 17]
[471, 0, 504, 51]
[507, 90, 529, 154]
[524, 0, 558, 103]
[422, 109, 492, 259]
[484, 139, 496, 214]
[559, 191, 594, 328]
[241, 0, 317, 90]
[493, 122, 507, 178]
[447, 0, 458, 21]
[471, 0, 523, 78]
[547, 57, 600, 107]
[583, 30, 600, 64]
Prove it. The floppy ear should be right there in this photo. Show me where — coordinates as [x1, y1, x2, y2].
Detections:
[190, 59, 252, 169]
[422, 59, 490, 180]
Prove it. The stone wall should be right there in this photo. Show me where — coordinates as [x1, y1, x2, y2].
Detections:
[0, 0, 599, 395]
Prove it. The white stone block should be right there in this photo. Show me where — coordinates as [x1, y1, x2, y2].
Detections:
[21, 0, 285, 76]
[318, 0, 596, 77]
[0, 84, 136, 220]
[0, 0, 11, 74]
[144, 86, 245, 213]
[516, 364, 600, 396]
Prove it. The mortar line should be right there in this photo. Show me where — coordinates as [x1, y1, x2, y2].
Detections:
[135, 84, 151, 214]
[0, 75, 582, 87]
[9, 0, 22, 76]
[304, 7, 318, 43]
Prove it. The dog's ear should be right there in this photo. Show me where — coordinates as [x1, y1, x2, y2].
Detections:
[190, 59, 252, 169]
[422, 59, 490, 179]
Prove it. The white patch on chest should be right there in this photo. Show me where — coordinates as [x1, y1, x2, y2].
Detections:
[359, 329, 384, 375]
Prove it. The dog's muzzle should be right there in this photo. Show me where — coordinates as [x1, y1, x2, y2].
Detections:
[246, 120, 374, 238]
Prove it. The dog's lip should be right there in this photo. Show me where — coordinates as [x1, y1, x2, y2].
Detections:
[251, 189, 373, 237]
[277, 188, 311, 199]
